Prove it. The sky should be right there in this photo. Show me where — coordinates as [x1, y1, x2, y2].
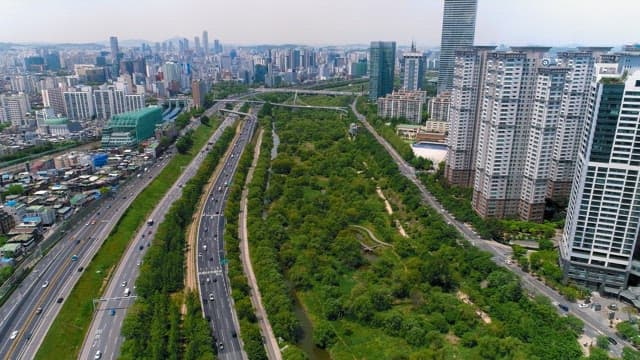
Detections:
[2, 0, 639, 47]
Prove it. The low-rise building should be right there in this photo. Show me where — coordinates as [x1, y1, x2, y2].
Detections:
[101, 107, 162, 148]
[427, 92, 451, 122]
[377, 90, 427, 124]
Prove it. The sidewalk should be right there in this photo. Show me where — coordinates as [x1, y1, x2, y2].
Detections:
[238, 129, 282, 360]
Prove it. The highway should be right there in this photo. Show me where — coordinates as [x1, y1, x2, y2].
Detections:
[351, 100, 626, 358]
[79, 113, 239, 360]
[196, 113, 256, 360]
[0, 155, 171, 360]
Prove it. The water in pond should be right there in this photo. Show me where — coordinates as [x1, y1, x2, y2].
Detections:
[292, 291, 331, 360]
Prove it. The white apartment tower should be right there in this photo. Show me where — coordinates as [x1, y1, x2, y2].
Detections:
[445, 46, 495, 187]
[473, 47, 550, 220]
[560, 67, 640, 292]
[0, 92, 31, 127]
[518, 67, 570, 220]
[42, 88, 66, 117]
[63, 88, 94, 120]
[547, 48, 611, 201]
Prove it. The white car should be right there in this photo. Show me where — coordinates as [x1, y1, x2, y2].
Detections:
[95, 350, 102, 359]
[121, 281, 127, 287]
[42, 281, 49, 288]
[578, 303, 590, 308]
[10, 330, 18, 340]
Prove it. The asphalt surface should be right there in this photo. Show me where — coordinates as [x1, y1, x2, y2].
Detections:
[196, 114, 256, 360]
[79, 114, 239, 360]
[0, 157, 171, 360]
[351, 101, 626, 358]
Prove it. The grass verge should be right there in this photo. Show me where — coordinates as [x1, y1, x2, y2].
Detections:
[35, 120, 220, 360]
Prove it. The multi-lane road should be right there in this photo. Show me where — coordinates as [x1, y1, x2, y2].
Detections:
[351, 100, 627, 357]
[0, 155, 171, 360]
[196, 113, 256, 360]
[80, 113, 239, 360]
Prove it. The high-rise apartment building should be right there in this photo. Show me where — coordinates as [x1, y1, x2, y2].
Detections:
[64, 88, 94, 120]
[437, 0, 477, 94]
[518, 67, 571, 220]
[42, 88, 66, 116]
[473, 47, 550, 220]
[0, 93, 31, 127]
[369, 41, 396, 101]
[402, 43, 426, 91]
[560, 68, 640, 292]
[547, 48, 611, 201]
[445, 46, 495, 187]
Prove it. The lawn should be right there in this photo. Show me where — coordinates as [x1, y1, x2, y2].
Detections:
[35, 120, 219, 360]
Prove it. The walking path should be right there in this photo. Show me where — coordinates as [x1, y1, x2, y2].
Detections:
[238, 129, 282, 360]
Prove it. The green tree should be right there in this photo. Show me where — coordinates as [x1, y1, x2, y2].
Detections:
[313, 321, 337, 349]
[596, 335, 610, 350]
[200, 115, 210, 126]
[5, 184, 24, 196]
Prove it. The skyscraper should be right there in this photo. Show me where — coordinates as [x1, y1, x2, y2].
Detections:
[110, 36, 119, 57]
[437, 0, 478, 94]
[194, 36, 201, 54]
[560, 68, 640, 292]
[202, 31, 209, 55]
[402, 43, 426, 91]
[368, 41, 396, 101]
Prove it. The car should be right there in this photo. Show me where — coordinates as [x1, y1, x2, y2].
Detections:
[231, 331, 237, 338]
[136, 261, 141, 266]
[35, 307, 43, 315]
[578, 303, 589, 308]
[558, 304, 569, 312]
[209, 293, 215, 301]
[10, 330, 18, 340]
[42, 281, 49, 288]
[206, 277, 210, 283]
[139, 245, 144, 250]
[219, 343, 224, 350]
[78, 267, 84, 272]
[107, 205, 111, 209]
[56, 297, 64, 303]
[110, 309, 116, 316]
[122, 281, 127, 287]
[608, 337, 618, 345]
[95, 350, 102, 359]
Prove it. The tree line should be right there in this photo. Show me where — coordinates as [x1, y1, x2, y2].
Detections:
[120, 126, 236, 360]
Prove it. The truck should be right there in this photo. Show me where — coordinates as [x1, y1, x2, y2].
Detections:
[147, 218, 154, 226]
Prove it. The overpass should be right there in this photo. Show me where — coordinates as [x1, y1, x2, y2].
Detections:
[252, 88, 364, 96]
[213, 99, 349, 113]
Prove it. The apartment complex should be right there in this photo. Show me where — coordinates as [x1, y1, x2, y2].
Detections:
[445, 47, 612, 221]
[377, 90, 427, 123]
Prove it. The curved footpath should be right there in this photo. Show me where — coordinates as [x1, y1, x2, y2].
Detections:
[238, 129, 282, 360]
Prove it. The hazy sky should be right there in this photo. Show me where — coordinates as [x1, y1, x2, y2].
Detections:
[2, 0, 639, 47]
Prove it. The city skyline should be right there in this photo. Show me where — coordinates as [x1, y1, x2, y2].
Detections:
[2, 0, 639, 46]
